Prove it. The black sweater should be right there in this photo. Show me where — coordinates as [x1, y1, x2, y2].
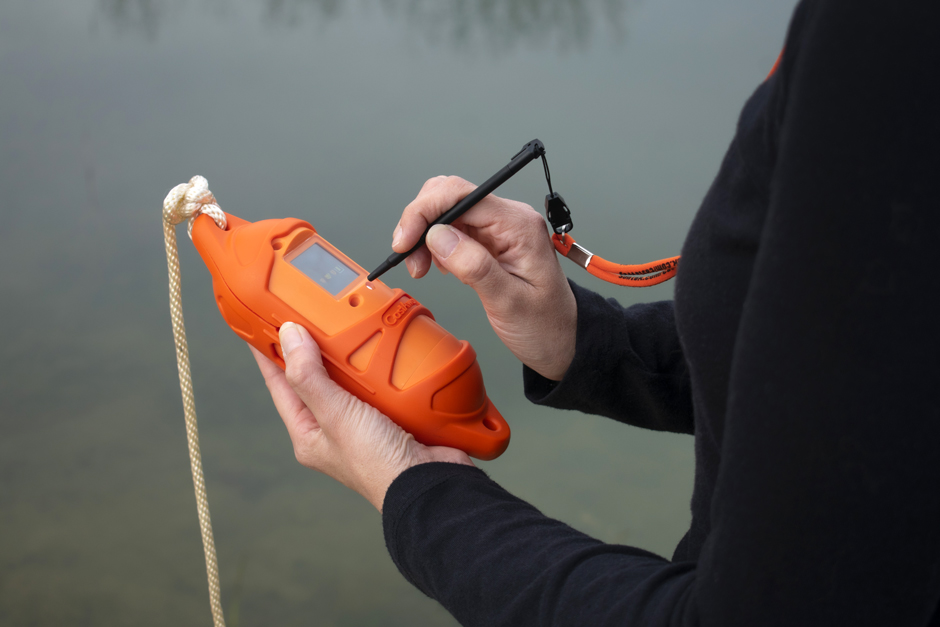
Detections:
[382, 1, 940, 625]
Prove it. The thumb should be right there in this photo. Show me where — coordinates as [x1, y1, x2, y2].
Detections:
[279, 322, 348, 428]
[426, 224, 509, 297]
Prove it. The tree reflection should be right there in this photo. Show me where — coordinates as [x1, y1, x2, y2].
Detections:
[97, 0, 629, 51]
[97, 0, 168, 39]
[373, 0, 627, 51]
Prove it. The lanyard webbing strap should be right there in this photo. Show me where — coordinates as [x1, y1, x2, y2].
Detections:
[551, 233, 680, 287]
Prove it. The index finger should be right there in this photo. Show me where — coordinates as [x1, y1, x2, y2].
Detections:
[394, 176, 478, 254]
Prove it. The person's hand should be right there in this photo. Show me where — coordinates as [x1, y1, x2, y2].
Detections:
[251, 322, 474, 512]
[394, 176, 577, 381]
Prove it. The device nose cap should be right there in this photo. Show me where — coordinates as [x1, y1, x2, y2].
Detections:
[431, 362, 487, 414]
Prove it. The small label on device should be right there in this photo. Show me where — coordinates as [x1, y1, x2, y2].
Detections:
[383, 297, 418, 326]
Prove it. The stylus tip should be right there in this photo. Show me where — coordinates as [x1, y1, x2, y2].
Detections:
[367, 263, 388, 282]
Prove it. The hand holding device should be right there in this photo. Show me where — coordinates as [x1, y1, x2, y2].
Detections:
[192, 210, 510, 460]
[251, 323, 473, 512]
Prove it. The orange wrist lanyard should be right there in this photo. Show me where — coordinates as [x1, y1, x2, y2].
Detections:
[551, 233, 679, 286]
[540, 152, 680, 287]
[549, 49, 783, 287]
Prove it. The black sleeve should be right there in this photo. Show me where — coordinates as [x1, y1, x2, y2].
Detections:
[523, 281, 694, 435]
[383, 2, 940, 625]
[383, 463, 693, 625]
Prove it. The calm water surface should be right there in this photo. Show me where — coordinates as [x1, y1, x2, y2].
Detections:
[0, 0, 797, 624]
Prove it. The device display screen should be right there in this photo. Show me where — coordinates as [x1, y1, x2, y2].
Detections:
[290, 243, 359, 296]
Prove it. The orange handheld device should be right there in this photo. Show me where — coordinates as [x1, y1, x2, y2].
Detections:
[191, 211, 510, 460]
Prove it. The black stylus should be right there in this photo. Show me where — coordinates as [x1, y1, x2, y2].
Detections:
[367, 139, 546, 282]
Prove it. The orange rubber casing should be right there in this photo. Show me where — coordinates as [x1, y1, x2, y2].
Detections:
[191, 212, 510, 460]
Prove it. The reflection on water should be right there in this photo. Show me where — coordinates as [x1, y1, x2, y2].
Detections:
[264, 0, 344, 24]
[96, 0, 167, 38]
[375, 0, 627, 51]
[97, 0, 628, 50]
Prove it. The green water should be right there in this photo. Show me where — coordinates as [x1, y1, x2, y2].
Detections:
[0, 0, 797, 624]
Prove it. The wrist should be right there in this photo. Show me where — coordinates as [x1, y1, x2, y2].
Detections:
[534, 285, 578, 381]
[369, 442, 474, 513]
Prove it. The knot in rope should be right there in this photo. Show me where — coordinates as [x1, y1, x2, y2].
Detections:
[163, 175, 227, 238]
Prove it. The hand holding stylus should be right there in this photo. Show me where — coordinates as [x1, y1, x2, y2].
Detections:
[395, 176, 577, 382]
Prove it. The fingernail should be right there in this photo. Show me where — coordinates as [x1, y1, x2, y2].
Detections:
[392, 225, 403, 249]
[406, 257, 417, 278]
[279, 322, 303, 356]
[426, 225, 458, 258]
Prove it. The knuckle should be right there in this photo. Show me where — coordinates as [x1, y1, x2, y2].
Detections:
[403, 198, 438, 225]
[509, 203, 546, 235]
[399, 212, 427, 238]
[407, 177, 477, 231]
[284, 363, 304, 389]
[445, 176, 476, 196]
[462, 266, 490, 287]
[522, 206, 547, 231]
[400, 199, 422, 221]
[292, 440, 322, 471]
[292, 443, 306, 465]
[455, 248, 492, 286]
[284, 356, 314, 391]
[420, 175, 447, 192]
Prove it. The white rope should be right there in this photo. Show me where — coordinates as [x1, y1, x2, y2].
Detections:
[163, 176, 227, 627]
[164, 175, 227, 237]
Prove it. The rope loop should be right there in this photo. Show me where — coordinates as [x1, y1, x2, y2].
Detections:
[163, 175, 227, 238]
